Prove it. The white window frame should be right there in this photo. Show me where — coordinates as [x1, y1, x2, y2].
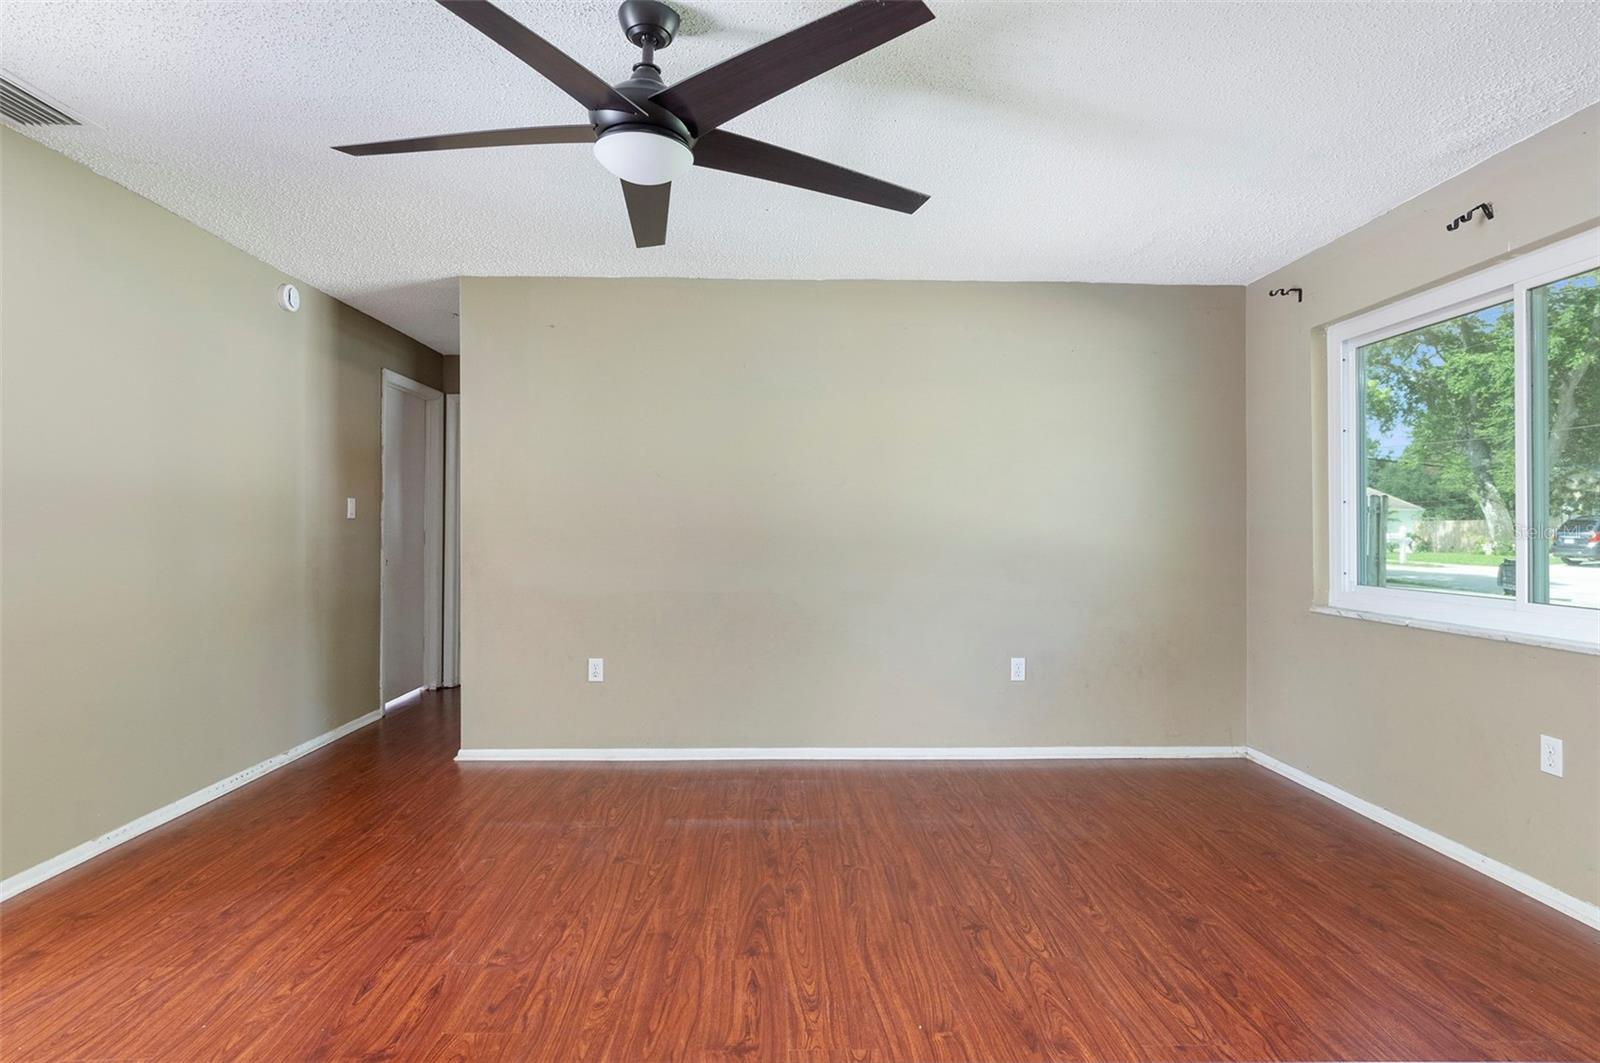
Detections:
[1326, 228, 1600, 651]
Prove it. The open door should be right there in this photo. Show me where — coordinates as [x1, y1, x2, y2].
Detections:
[443, 393, 461, 688]
[380, 369, 444, 711]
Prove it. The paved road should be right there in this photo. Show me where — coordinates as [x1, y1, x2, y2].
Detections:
[1386, 560, 1600, 609]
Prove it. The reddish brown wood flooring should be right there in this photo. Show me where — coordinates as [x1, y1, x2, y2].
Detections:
[3, 689, 1598, 1061]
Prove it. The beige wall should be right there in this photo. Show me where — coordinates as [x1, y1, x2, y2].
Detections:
[1246, 106, 1600, 905]
[0, 129, 442, 877]
[460, 277, 1244, 750]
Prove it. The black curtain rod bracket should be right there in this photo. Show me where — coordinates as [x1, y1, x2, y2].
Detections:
[1269, 287, 1303, 303]
[1446, 203, 1493, 232]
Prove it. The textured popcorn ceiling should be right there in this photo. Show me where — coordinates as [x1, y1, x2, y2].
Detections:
[3, 1, 1597, 355]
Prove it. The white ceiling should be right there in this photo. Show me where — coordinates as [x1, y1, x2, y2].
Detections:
[3, 1, 1597, 355]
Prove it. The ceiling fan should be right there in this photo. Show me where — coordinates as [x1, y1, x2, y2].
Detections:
[334, 0, 934, 247]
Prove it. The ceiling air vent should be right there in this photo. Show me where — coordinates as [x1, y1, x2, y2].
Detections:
[1, 76, 80, 126]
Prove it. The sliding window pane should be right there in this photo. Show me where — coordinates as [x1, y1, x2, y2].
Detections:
[1530, 268, 1600, 610]
[1357, 300, 1515, 597]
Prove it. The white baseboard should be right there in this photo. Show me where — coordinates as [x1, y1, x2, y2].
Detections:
[0, 709, 381, 904]
[456, 745, 1245, 762]
[384, 686, 427, 713]
[1245, 748, 1600, 931]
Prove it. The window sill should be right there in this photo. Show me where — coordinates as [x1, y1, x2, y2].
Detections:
[1310, 605, 1600, 656]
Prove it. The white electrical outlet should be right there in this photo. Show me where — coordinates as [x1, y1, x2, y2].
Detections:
[1010, 657, 1026, 682]
[346, 497, 357, 519]
[587, 658, 604, 683]
[1540, 734, 1563, 777]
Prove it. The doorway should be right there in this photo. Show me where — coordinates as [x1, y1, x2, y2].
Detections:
[380, 369, 444, 711]
[443, 393, 461, 688]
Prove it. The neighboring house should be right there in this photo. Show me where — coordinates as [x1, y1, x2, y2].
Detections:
[1367, 487, 1425, 558]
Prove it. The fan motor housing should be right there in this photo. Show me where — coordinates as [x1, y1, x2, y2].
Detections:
[589, 63, 692, 148]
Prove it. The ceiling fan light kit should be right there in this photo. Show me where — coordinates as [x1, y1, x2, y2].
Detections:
[334, 0, 934, 247]
[593, 127, 692, 185]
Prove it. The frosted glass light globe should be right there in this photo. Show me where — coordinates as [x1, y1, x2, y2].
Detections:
[593, 128, 693, 186]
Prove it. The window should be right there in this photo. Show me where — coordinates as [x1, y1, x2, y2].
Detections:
[1327, 230, 1600, 650]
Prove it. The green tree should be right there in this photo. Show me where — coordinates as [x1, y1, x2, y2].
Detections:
[1535, 271, 1600, 526]
[1362, 271, 1599, 554]
[1363, 301, 1517, 549]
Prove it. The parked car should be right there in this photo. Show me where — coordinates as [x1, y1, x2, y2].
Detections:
[1498, 557, 1515, 595]
[1553, 516, 1600, 565]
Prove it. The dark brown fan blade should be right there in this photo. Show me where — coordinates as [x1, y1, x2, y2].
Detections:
[621, 181, 670, 247]
[649, 0, 933, 137]
[693, 130, 928, 214]
[334, 124, 595, 156]
[436, 0, 643, 115]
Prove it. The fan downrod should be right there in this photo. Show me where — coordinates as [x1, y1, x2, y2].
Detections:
[618, 0, 680, 50]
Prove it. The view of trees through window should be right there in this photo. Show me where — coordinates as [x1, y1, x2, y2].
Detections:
[1357, 269, 1599, 609]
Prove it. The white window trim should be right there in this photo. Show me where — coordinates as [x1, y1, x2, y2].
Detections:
[1325, 228, 1600, 651]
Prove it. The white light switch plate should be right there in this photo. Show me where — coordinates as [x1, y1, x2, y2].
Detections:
[1540, 734, 1563, 777]
[346, 497, 356, 519]
[1010, 657, 1026, 682]
[587, 658, 604, 683]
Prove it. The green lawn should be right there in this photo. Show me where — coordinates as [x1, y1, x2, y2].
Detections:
[1386, 550, 1506, 567]
[1386, 550, 1571, 568]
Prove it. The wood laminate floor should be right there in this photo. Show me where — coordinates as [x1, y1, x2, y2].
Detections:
[2, 689, 1598, 1061]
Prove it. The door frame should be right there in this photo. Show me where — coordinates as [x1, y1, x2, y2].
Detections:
[443, 393, 461, 688]
[379, 369, 445, 712]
